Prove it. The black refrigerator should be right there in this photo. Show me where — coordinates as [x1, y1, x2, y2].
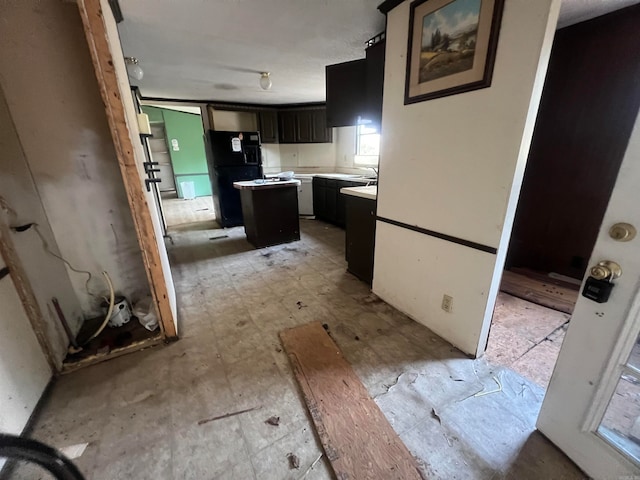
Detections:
[207, 130, 263, 228]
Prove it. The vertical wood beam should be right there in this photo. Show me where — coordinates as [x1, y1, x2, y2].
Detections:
[0, 219, 57, 372]
[76, 0, 177, 338]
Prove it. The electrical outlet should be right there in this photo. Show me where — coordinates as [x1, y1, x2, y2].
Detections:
[441, 294, 453, 313]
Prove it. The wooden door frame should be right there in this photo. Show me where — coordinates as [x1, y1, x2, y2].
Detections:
[76, 0, 177, 338]
[0, 216, 57, 372]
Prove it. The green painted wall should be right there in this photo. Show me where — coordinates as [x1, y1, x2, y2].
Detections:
[143, 105, 165, 123]
[141, 106, 211, 198]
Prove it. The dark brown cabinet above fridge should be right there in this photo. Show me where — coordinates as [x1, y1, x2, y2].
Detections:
[325, 35, 386, 129]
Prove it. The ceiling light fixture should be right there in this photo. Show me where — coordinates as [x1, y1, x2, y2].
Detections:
[124, 56, 144, 81]
[259, 72, 272, 90]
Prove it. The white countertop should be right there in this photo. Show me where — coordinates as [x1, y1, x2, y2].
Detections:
[234, 179, 301, 190]
[340, 185, 377, 200]
[314, 173, 363, 179]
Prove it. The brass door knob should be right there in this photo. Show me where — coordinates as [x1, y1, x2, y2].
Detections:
[590, 261, 622, 280]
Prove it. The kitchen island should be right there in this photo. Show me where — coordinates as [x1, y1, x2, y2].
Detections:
[234, 179, 301, 248]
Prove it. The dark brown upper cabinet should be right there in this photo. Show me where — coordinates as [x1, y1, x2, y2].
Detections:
[364, 39, 386, 129]
[257, 110, 278, 144]
[278, 108, 332, 144]
[326, 59, 367, 128]
[278, 110, 297, 143]
[325, 37, 386, 129]
[311, 109, 332, 143]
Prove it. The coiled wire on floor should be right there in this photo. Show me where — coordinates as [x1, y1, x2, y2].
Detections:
[0, 434, 85, 480]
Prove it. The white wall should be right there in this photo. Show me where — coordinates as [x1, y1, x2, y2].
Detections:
[373, 0, 560, 356]
[0, 83, 53, 456]
[0, 0, 150, 317]
[262, 142, 337, 173]
[0, 85, 82, 366]
[0, 254, 51, 469]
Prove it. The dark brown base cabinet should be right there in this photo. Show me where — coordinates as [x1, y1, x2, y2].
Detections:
[239, 186, 300, 248]
[345, 195, 377, 285]
[313, 177, 372, 227]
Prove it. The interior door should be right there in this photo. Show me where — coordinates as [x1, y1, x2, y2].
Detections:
[537, 112, 640, 478]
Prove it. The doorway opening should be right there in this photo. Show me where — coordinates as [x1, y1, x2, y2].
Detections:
[140, 103, 216, 234]
[485, 6, 640, 391]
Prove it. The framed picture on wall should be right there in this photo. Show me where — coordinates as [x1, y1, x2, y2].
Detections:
[405, 0, 504, 104]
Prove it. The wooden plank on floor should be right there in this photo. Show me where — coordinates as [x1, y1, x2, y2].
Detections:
[500, 270, 578, 314]
[280, 321, 423, 480]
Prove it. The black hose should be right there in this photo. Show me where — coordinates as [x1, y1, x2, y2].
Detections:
[0, 434, 85, 480]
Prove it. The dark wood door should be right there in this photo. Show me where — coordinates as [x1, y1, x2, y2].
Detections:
[506, 5, 640, 279]
[258, 110, 278, 143]
[325, 179, 337, 222]
[364, 39, 385, 129]
[325, 59, 367, 127]
[278, 111, 297, 143]
[313, 177, 327, 220]
[295, 111, 313, 143]
[345, 196, 376, 285]
[311, 109, 332, 143]
[336, 180, 360, 227]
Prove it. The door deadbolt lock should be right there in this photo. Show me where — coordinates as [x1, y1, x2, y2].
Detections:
[609, 223, 637, 242]
[583, 260, 622, 304]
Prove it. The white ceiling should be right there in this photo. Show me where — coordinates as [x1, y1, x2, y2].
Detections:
[118, 0, 385, 104]
[558, 0, 639, 28]
[118, 0, 638, 105]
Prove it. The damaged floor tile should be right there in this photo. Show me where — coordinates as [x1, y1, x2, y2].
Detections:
[10, 220, 584, 480]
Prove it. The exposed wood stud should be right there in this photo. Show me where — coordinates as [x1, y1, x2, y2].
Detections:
[76, 0, 177, 338]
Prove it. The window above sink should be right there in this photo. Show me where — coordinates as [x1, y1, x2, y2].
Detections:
[355, 123, 380, 166]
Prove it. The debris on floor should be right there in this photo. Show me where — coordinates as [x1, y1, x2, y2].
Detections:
[197, 406, 260, 425]
[375, 372, 419, 399]
[431, 408, 442, 425]
[265, 416, 280, 427]
[474, 375, 503, 397]
[300, 453, 323, 478]
[58, 443, 88, 460]
[287, 453, 300, 470]
[296, 301, 307, 309]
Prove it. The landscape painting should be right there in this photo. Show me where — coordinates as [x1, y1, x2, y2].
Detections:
[405, 0, 504, 104]
[419, 0, 481, 83]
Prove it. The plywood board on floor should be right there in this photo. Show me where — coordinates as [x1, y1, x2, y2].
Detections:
[280, 321, 423, 480]
[500, 270, 578, 314]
